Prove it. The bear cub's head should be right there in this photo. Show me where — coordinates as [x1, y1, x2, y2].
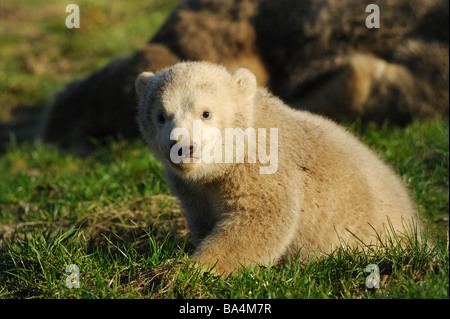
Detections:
[135, 61, 257, 179]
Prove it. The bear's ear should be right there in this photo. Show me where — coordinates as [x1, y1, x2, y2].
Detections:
[231, 68, 257, 97]
[135, 71, 155, 98]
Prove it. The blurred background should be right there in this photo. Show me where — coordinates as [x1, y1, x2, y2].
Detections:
[0, 0, 179, 141]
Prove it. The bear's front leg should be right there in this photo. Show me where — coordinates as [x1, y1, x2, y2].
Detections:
[193, 200, 299, 276]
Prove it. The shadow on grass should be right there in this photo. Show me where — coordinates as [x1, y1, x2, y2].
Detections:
[0, 102, 46, 154]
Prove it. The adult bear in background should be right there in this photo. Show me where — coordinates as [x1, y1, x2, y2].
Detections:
[41, 0, 449, 155]
[253, 0, 449, 122]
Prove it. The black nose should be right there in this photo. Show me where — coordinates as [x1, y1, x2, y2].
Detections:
[188, 144, 196, 155]
[170, 141, 196, 157]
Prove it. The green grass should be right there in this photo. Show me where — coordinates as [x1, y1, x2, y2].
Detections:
[0, 0, 448, 299]
[0, 0, 179, 121]
[0, 120, 448, 299]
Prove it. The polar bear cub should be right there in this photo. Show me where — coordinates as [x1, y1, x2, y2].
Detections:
[135, 61, 419, 275]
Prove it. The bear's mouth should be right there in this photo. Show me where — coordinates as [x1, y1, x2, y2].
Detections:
[167, 155, 201, 172]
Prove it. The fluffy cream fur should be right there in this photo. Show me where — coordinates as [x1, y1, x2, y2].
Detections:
[136, 61, 419, 275]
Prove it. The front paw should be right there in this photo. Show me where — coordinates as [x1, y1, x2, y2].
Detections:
[194, 253, 237, 277]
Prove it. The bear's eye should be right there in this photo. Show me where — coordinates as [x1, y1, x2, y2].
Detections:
[156, 112, 165, 124]
[201, 111, 212, 120]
